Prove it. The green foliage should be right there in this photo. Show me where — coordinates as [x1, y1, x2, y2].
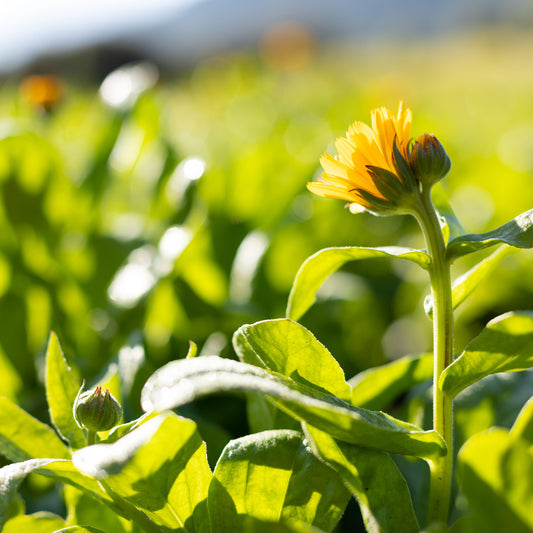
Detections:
[446, 208, 533, 261]
[440, 312, 533, 398]
[305, 426, 419, 533]
[141, 356, 445, 458]
[73, 412, 212, 532]
[456, 428, 533, 532]
[425, 246, 510, 318]
[209, 430, 349, 531]
[1, 33, 533, 532]
[233, 319, 351, 400]
[0, 399, 70, 461]
[350, 353, 433, 411]
[45, 332, 86, 449]
[286, 246, 430, 321]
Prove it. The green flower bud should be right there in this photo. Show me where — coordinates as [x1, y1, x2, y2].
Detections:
[409, 134, 451, 188]
[74, 386, 122, 432]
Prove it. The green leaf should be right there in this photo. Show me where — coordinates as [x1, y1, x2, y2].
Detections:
[233, 319, 351, 401]
[511, 396, 533, 444]
[73, 412, 212, 532]
[63, 485, 130, 533]
[0, 344, 22, 401]
[457, 428, 533, 532]
[425, 246, 510, 318]
[141, 357, 445, 459]
[446, 208, 533, 262]
[0, 397, 70, 462]
[0, 458, 64, 528]
[36, 460, 111, 503]
[236, 516, 325, 532]
[209, 430, 349, 532]
[350, 353, 433, 410]
[304, 425, 419, 533]
[286, 246, 431, 321]
[54, 527, 108, 533]
[440, 312, 533, 398]
[45, 332, 86, 450]
[3, 512, 66, 533]
[431, 183, 466, 241]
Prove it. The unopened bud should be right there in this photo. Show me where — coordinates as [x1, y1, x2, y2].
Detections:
[409, 134, 451, 188]
[74, 386, 122, 432]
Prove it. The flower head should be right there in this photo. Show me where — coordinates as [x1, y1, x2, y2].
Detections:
[74, 385, 122, 433]
[409, 133, 451, 187]
[308, 102, 419, 215]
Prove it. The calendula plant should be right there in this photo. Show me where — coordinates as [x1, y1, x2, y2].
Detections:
[1, 103, 533, 533]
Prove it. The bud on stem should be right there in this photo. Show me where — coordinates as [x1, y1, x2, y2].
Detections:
[74, 384, 122, 434]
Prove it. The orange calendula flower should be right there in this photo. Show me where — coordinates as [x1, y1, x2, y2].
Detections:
[308, 102, 419, 215]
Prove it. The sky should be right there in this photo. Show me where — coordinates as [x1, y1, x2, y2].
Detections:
[1, 0, 532, 75]
[0, 0, 204, 73]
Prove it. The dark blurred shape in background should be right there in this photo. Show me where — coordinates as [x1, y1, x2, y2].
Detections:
[2, 0, 532, 79]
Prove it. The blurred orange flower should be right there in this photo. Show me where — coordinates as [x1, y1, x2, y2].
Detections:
[19, 75, 63, 112]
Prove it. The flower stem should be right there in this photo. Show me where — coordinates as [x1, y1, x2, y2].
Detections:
[87, 430, 97, 446]
[414, 189, 454, 525]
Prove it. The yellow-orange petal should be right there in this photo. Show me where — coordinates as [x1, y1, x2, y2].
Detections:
[334, 136, 357, 166]
[306, 181, 359, 203]
[320, 153, 351, 180]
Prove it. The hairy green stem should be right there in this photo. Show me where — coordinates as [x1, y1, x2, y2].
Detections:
[414, 189, 454, 525]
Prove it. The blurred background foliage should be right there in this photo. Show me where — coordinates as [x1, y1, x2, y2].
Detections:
[1, 23, 533, 527]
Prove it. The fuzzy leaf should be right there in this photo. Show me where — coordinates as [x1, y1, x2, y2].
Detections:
[234, 319, 350, 401]
[286, 246, 431, 321]
[350, 353, 433, 410]
[73, 412, 212, 532]
[141, 357, 445, 459]
[209, 430, 349, 532]
[446, 208, 533, 262]
[0, 397, 70, 462]
[304, 425, 419, 533]
[440, 312, 533, 398]
[0, 459, 64, 527]
[45, 332, 86, 450]
[457, 429, 533, 532]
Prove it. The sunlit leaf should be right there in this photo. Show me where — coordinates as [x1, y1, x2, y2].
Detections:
[45, 332, 86, 450]
[55, 527, 108, 533]
[209, 430, 349, 532]
[304, 426, 419, 533]
[286, 246, 431, 321]
[440, 312, 533, 398]
[0, 398, 70, 462]
[233, 319, 350, 401]
[446, 208, 533, 262]
[457, 428, 533, 532]
[0, 458, 63, 528]
[73, 412, 212, 532]
[425, 246, 510, 318]
[63, 484, 131, 533]
[141, 357, 445, 459]
[350, 353, 432, 410]
[3, 512, 66, 533]
[511, 396, 533, 444]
